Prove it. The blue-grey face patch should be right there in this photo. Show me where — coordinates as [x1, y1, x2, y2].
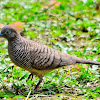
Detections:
[0, 32, 3, 36]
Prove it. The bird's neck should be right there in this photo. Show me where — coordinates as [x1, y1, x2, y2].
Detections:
[8, 35, 22, 42]
[8, 36, 25, 48]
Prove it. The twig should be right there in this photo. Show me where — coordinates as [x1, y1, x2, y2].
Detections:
[25, 90, 31, 100]
[0, 68, 7, 73]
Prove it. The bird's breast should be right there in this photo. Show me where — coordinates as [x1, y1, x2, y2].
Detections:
[8, 42, 32, 69]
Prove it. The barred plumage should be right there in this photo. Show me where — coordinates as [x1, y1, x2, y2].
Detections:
[0, 25, 100, 91]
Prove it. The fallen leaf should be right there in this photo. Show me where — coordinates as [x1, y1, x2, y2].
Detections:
[9, 21, 23, 31]
[43, 0, 61, 9]
[0, 24, 5, 29]
[96, 2, 100, 10]
[65, 64, 88, 71]
[0, 22, 23, 32]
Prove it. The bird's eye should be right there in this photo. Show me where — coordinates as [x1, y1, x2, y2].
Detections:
[5, 30, 11, 34]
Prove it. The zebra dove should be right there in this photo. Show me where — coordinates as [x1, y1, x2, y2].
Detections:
[0, 25, 100, 91]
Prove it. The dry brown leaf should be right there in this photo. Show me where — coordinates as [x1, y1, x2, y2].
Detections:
[9, 21, 23, 31]
[0, 22, 23, 32]
[0, 24, 5, 29]
[43, 0, 61, 9]
[96, 2, 100, 10]
[65, 64, 88, 71]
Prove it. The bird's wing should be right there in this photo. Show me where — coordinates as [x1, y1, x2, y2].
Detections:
[29, 42, 61, 70]
[29, 42, 77, 70]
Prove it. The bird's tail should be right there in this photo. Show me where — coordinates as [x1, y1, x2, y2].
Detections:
[76, 58, 100, 65]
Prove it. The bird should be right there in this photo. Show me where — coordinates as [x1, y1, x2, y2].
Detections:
[0, 24, 100, 91]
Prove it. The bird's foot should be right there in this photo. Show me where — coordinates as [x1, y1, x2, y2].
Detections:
[26, 73, 33, 81]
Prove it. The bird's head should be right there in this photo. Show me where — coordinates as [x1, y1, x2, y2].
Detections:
[0, 22, 23, 41]
[0, 25, 20, 41]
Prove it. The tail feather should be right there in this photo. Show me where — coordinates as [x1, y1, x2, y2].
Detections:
[76, 58, 100, 65]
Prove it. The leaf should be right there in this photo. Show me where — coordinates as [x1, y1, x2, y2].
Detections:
[0, 22, 23, 31]
[65, 64, 88, 71]
[9, 21, 23, 31]
[0, 24, 5, 29]
[43, 0, 61, 9]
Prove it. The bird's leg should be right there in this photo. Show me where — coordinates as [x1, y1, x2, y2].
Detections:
[26, 73, 34, 82]
[34, 76, 43, 92]
[28, 73, 33, 80]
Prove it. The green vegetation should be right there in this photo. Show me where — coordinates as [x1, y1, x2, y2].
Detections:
[0, 0, 100, 99]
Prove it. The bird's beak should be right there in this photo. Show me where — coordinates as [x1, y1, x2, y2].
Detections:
[0, 32, 3, 37]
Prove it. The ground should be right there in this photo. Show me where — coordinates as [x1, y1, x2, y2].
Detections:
[0, 0, 100, 100]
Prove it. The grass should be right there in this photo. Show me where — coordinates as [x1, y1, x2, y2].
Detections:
[0, 0, 100, 99]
